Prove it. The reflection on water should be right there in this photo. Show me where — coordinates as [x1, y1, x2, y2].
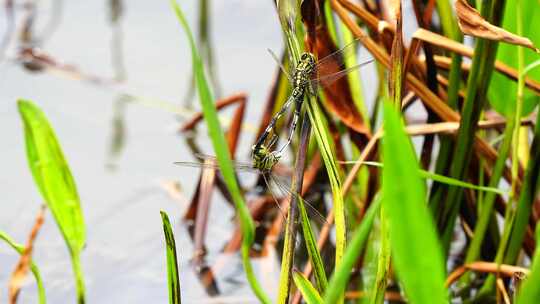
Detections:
[0, 0, 283, 302]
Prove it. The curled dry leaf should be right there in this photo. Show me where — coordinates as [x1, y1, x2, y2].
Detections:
[9, 206, 46, 304]
[455, 0, 540, 53]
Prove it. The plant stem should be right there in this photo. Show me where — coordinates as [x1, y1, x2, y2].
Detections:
[464, 120, 513, 264]
[370, 209, 390, 304]
[437, 0, 506, 253]
[71, 251, 85, 304]
[278, 115, 311, 304]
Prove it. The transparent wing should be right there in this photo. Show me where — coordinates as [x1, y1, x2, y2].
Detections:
[302, 37, 372, 89]
[175, 153, 259, 173]
[309, 59, 374, 89]
[261, 173, 289, 222]
[268, 173, 329, 226]
[267, 48, 292, 83]
[174, 161, 222, 170]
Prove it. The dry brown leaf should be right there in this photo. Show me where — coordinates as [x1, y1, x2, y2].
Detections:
[446, 261, 529, 287]
[455, 0, 540, 52]
[9, 206, 46, 304]
[333, 0, 518, 185]
[433, 54, 540, 95]
[180, 92, 247, 132]
[301, 0, 370, 136]
[410, 28, 540, 94]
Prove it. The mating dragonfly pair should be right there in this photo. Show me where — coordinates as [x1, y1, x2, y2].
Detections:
[177, 40, 372, 222]
[252, 41, 373, 171]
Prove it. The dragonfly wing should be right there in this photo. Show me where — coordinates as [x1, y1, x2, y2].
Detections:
[313, 37, 365, 70]
[268, 174, 329, 226]
[309, 59, 374, 89]
[174, 161, 220, 170]
[267, 48, 292, 84]
[178, 153, 259, 173]
[261, 173, 289, 222]
[302, 37, 372, 90]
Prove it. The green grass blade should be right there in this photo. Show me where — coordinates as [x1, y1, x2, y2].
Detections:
[160, 211, 181, 304]
[430, 0, 463, 217]
[382, 103, 448, 304]
[504, 109, 540, 264]
[278, 206, 296, 304]
[306, 95, 346, 269]
[369, 208, 390, 304]
[297, 195, 328, 292]
[276, 0, 301, 63]
[342, 26, 369, 122]
[418, 171, 505, 195]
[516, 225, 540, 304]
[17, 99, 85, 303]
[168, 2, 269, 303]
[293, 271, 323, 304]
[0, 230, 46, 304]
[438, 0, 504, 252]
[274, 3, 303, 302]
[346, 161, 505, 195]
[523, 59, 540, 76]
[323, 196, 381, 304]
[276, 1, 346, 301]
[464, 118, 514, 266]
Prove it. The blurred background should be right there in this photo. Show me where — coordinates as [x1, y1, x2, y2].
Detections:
[0, 1, 286, 302]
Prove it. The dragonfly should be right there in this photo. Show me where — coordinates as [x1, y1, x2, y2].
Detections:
[175, 152, 329, 225]
[253, 39, 373, 160]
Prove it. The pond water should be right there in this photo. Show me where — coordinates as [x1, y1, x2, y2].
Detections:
[0, 1, 285, 302]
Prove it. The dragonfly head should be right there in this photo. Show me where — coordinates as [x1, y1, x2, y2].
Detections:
[298, 52, 316, 72]
[251, 144, 280, 171]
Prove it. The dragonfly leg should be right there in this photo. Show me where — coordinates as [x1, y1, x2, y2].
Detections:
[268, 133, 279, 150]
[276, 99, 301, 156]
[254, 95, 295, 150]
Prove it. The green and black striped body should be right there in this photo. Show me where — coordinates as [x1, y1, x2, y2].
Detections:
[291, 52, 316, 98]
[252, 52, 317, 163]
[251, 144, 279, 172]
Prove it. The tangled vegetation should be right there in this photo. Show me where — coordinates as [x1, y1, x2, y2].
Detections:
[2, 0, 540, 303]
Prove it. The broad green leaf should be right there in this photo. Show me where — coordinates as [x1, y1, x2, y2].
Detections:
[516, 225, 540, 304]
[293, 271, 323, 304]
[18, 99, 86, 303]
[382, 103, 448, 304]
[488, 0, 540, 117]
[160, 211, 181, 304]
[169, 2, 269, 303]
[324, 197, 382, 304]
[0, 230, 46, 304]
[18, 100, 85, 252]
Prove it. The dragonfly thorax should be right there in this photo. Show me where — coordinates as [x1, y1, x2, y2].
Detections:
[293, 52, 316, 89]
[251, 144, 280, 172]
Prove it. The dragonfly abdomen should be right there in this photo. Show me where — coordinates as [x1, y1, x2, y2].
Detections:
[291, 86, 304, 99]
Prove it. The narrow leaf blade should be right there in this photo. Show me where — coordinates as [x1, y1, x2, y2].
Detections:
[160, 211, 181, 304]
[293, 271, 323, 304]
[382, 103, 448, 304]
